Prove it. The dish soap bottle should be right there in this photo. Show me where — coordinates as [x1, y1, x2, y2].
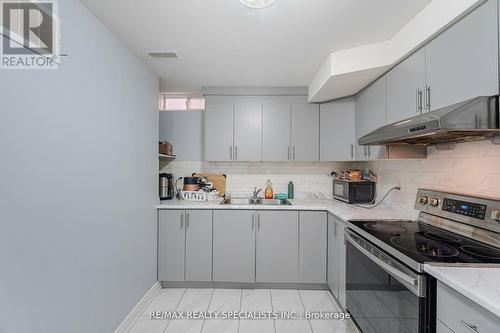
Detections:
[264, 179, 274, 199]
[288, 181, 294, 199]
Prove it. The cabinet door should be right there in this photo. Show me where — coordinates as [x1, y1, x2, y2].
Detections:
[185, 210, 212, 282]
[327, 215, 339, 297]
[213, 210, 255, 283]
[262, 104, 291, 161]
[256, 211, 299, 283]
[336, 220, 347, 309]
[320, 99, 355, 161]
[386, 48, 426, 123]
[291, 104, 320, 161]
[355, 76, 387, 160]
[299, 211, 327, 283]
[158, 210, 185, 281]
[234, 103, 262, 161]
[426, 0, 499, 111]
[205, 103, 234, 161]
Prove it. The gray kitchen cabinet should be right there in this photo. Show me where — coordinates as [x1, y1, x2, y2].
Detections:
[437, 281, 500, 333]
[234, 103, 262, 161]
[355, 76, 387, 160]
[185, 210, 212, 282]
[320, 99, 355, 161]
[437, 320, 454, 333]
[256, 211, 299, 283]
[299, 211, 327, 283]
[327, 213, 347, 309]
[262, 104, 291, 161]
[158, 210, 213, 282]
[213, 210, 256, 283]
[291, 104, 320, 161]
[205, 103, 234, 161]
[386, 48, 426, 123]
[158, 210, 186, 281]
[425, 0, 499, 112]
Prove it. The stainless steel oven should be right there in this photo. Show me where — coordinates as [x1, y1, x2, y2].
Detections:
[345, 229, 436, 333]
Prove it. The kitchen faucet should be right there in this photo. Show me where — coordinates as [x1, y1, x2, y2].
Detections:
[252, 187, 262, 199]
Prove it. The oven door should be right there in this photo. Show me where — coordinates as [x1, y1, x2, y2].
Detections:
[345, 229, 435, 333]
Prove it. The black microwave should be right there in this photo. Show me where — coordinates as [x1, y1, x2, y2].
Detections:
[333, 180, 376, 204]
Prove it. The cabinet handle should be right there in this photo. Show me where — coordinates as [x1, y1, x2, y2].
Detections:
[235, 145, 238, 160]
[180, 213, 184, 229]
[186, 213, 189, 228]
[425, 86, 431, 112]
[350, 144, 354, 159]
[252, 214, 255, 231]
[230, 145, 233, 160]
[334, 222, 337, 237]
[459, 321, 478, 333]
[417, 89, 423, 113]
[257, 213, 260, 231]
[416, 89, 419, 113]
[288, 146, 291, 161]
[293, 146, 296, 160]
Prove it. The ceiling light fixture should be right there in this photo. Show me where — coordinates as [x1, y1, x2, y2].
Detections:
[240, 0, 276, 9]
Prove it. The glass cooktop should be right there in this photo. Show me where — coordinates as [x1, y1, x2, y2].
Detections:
[349, 220, 500, 265]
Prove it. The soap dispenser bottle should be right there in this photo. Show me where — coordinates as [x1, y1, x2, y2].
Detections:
[264, 179, 274, 199]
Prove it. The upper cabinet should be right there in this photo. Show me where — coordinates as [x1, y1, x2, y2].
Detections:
[291, 104, 320, 161]
[320, 99, 355, 161]
[385, 0, 499, 124]
[234, 103, 262, 161]
[355, 76, 387, 160]
[205, 103, 234, 161]
[262, 104, 291, 161]
[425, 0, 499, 112]
[386, 48, 426, 123]
[204, 94, 320, 162]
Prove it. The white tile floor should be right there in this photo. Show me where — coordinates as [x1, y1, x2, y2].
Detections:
[129, 288, 359, 333]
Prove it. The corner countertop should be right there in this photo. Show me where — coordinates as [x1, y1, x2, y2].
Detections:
[157, 198, 419, 222]
[424, 264, 500, 318]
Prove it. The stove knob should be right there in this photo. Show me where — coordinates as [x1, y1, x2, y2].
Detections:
[418, 196, 428, 205]
[429, 198, 440, 207]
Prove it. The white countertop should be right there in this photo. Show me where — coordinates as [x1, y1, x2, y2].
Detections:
[424, 264, 500, 318]
[157, 198, 419, 222]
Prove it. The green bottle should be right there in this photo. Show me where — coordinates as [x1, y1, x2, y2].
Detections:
[288, 181, 294, 200]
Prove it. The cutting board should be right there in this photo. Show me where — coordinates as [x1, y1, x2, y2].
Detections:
[193, 173, 227, 197]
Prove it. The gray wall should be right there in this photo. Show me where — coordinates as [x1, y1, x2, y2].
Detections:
[159, 111, 204, 161]
[0, 1, 159, 333]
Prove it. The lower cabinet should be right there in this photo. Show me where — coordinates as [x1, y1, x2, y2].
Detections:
[256, 211, 299, 283]
[299, 211, 327, 283]
[213, 210, 256, 283]
[437, 281, 500, 333]
[158, 210, 212, 282]
[158, 209, 343, 289]
[327, 213, 347, 308]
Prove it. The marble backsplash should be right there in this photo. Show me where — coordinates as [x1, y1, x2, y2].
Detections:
[161, 140, 500, 207]
[353, 140, 500, 207]
[160, 161, 350, 199]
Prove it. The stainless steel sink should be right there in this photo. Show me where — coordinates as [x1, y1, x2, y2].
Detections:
[221, 198, 291, 206]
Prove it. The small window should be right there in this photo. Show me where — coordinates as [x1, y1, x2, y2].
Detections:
[160, 94, 205, 111]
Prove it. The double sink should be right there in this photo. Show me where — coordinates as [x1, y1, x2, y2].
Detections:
[222, 198, 291, 206]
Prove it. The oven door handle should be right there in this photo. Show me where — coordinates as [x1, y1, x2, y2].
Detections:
[345, 230, 420, 292]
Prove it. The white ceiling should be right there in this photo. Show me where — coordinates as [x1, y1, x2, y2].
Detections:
[81, 0, 431, 93]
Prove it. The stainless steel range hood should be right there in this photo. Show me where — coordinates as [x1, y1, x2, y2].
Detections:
[359, 96, 500, 146]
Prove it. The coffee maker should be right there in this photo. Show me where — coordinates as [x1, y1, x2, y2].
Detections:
[159, 173, 174, 200]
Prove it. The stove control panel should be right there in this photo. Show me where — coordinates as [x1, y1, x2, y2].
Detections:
[442, 198, 487, 220]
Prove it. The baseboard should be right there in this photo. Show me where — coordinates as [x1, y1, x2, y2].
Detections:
[160, 281, 328, 290]
[114, 281, 162, 333]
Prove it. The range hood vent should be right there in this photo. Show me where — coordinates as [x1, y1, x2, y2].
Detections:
[148, 51, 178, 59]
[359, 96, 500, 146]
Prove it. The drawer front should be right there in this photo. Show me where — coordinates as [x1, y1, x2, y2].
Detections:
[437, 281, 500, 333]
